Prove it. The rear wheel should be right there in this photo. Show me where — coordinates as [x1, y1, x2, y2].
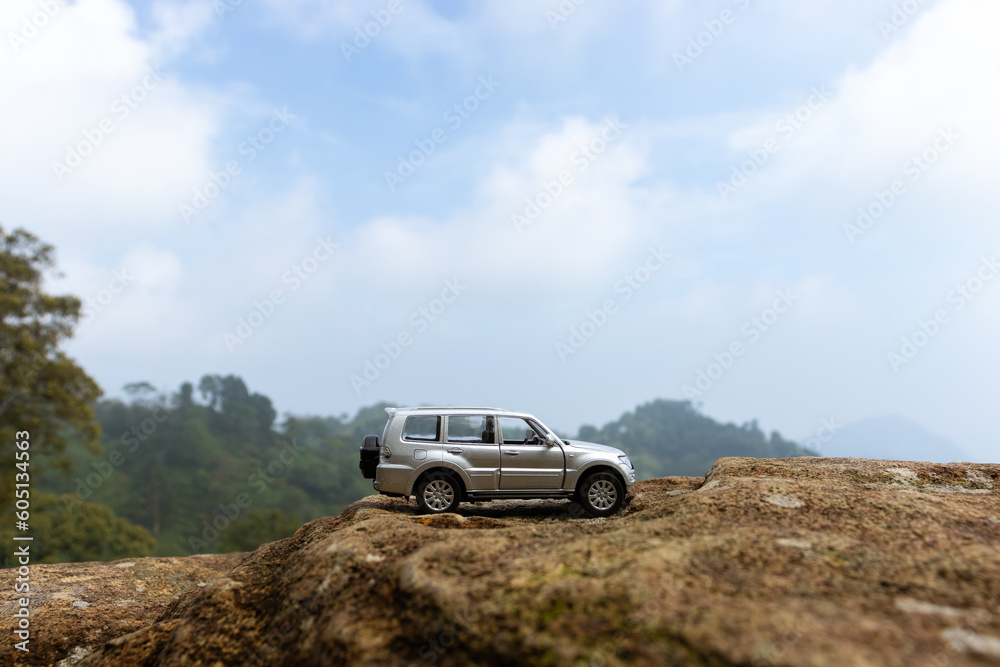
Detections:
[577, 472, 625, 517]
[415, 472, 460, 514]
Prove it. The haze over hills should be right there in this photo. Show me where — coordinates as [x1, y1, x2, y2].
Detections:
[806, 415, 978, 464]
[15, 370, 991, 571]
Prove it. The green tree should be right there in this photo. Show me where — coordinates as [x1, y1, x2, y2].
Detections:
[33, 493, 155, 564]
[218, 509, 301, 553]
[0, 493, 155, 566]
[42, 380, 383, 557]
[576, 399, 817, 478]
[0, 227, 102, 508]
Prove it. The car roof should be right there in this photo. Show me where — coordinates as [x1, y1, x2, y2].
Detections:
[386, 406, 534, 418]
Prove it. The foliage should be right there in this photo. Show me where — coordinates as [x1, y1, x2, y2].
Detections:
[41, 376, 378, 557]
[575, 399, 817, 478]
[0, 493, 154, 567]
[38, 384, 815, 561]
[218, 509, 301, 553]
[0, 227, 102, 508]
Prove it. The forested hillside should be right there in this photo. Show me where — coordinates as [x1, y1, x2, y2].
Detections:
[577, 399, 816, 478]
[35, 377, 814, 561]
[39, 376, 383, 558]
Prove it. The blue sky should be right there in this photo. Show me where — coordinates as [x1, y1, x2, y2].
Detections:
[2, 0, 998, 462]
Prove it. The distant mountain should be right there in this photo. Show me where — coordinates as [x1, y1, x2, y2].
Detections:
[811, 416, 973, 463]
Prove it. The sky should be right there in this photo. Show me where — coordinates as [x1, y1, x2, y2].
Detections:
[1, 0, 998, 462]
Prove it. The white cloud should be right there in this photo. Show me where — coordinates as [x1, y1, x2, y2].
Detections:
[124, 244, 183, 289]
[148, 0, 219, 61]
[10, 0, 996, 464]
[343, 115, 654, 297]
[0, 0, 224, 240]
[60, 244, 182, 348]
[745, 0, 1000, 216]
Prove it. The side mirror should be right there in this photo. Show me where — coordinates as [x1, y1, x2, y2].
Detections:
[545, 433, 557, 446]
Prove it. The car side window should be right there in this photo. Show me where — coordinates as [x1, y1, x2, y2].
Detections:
[498, 417, 542, 445]
[402, 415, 440, 442]
[447, 415, 495, 443]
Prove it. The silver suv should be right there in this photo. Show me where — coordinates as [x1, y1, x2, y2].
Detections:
[359, 407, 635, 517]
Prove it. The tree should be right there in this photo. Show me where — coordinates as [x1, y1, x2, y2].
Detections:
[575, 399, 817, 478]
[0, 227, 102, 506]
[218, 509, 301, 553]
[0, 493, 155, 566]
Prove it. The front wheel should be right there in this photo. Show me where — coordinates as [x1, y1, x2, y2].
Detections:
[578, 472, 625, 517]
[415, 473, 460, 514]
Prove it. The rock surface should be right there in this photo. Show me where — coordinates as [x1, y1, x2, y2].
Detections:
[6, 457, 1000, 666]
[0, 552, 244, 666]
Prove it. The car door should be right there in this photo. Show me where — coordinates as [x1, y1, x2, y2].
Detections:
[442, 415, 500, 491]
[497, 417, 565, 490]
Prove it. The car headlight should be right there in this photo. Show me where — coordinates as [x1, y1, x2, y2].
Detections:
[618, 454, 632, 469]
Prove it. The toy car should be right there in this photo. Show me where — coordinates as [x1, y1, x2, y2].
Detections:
[359, 406, 635, 517]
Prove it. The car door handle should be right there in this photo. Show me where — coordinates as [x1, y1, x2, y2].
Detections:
[505, 450, 520, 456]
[447, 448, 463, 455]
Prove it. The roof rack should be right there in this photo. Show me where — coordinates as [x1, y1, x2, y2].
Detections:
[391, 406, 510, 412]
